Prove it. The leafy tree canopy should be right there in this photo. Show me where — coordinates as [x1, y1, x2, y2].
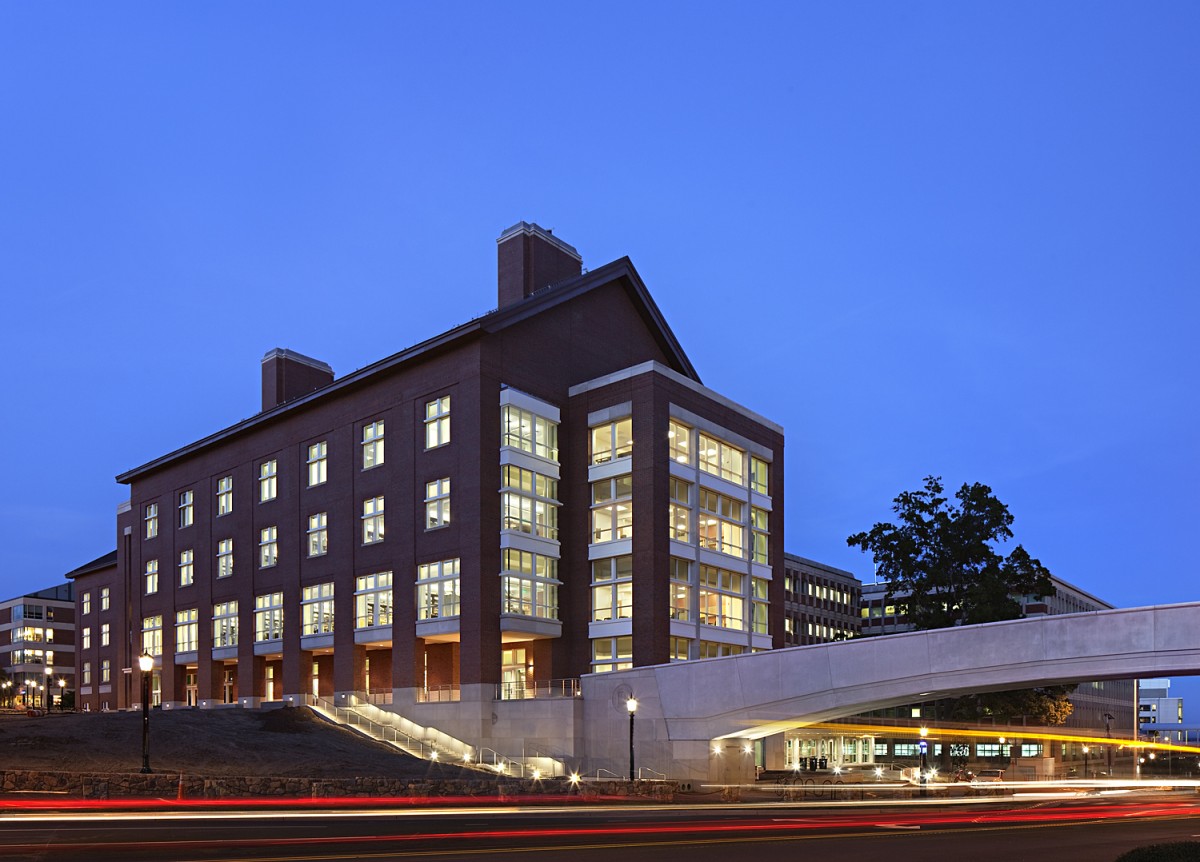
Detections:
[848, 475, 1055, 629]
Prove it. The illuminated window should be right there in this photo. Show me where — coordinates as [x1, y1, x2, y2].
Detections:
[81, 592, 91, 616]
[175, 608, 198, 653]
[100, 622, 109, 647]
[425, 478, 451, 529]
[301, 583, 335, 635]
[100, 588, 110, 611]
[416, 558, 460, 619]
[669, 557, 692, 621]
[362, 420, 384, 470]
[217, 538, 234, 579]
[698, 565, 745, 630]
[591, 556, 632, 621]
[668, 419, 692, 464]
[82, 662, 92, 686]
[362, 496, 385, 544]
[749, 456, 770, 495]
[213, 601, 238, 648]
[100, 659, 110, 684]
[141, 615, 163, 656]
[501, 465, 558, 539]
[751, 507, 769, 565]
[178, 490, 194, 528]
[698, 434, 744, 484]
[590, 417, 632, 464]
[500, 549, 559, 620]
[501, 405, 557, 459]
[144, 559, 159, 595]
[355, 572, 393, 629]
[591, 475, 633, 543]
[307, 512, 328, 557]
[752, 577, 769, 635]
[698, 489, 745, 558]
[259, 526, 278, 568]
[179, 549, 194, 587]
[144, 503, 158, 539]
[698, 641, 744, 658]
[669, 637, 691, 661]
[82, 627, 91, 650]
[425, 396, 450, 449]
[259, 460, 277, 502]
[591, 636, 632, 673]
[669, 477, 690, 541]
[254, 592, 283, 642]
[307, 441, 328, 487]
[216, 475, 233, 516]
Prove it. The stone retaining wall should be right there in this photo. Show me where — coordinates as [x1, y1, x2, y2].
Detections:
[0, 770, 680, 801]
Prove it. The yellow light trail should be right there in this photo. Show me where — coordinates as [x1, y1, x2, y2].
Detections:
[808, 722, 1200, 755]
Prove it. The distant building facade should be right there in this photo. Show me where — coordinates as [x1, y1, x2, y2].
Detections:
[0, 583, 76, 709]
[782, 554, 860, 646]
[1139, 678, 1185, 742]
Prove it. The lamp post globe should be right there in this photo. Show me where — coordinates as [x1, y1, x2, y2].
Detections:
[138, 652, 154, 774]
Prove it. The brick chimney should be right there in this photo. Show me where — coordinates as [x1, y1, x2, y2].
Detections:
[261, 348, 334, 411]
[497, 221, 582, 308]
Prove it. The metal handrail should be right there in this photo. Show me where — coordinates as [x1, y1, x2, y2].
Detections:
[639, 766, 667, 780]
[495, 678, 580, 701]
[418, 685, 460, 703]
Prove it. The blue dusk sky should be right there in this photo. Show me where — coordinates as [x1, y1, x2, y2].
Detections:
[2, 5, 1197, 705]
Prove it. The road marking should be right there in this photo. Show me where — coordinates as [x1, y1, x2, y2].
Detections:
[875, 824, 921, 830]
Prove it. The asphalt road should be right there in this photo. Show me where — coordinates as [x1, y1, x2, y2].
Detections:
[2, 793, 1198, 861]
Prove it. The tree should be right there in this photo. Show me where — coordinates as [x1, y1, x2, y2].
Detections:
[847, 475, 1055, 629]
[849, 475, 1074, 726]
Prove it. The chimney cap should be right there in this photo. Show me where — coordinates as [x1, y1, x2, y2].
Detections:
[261, 347, 333, 375]
[497, 221, 581, 262]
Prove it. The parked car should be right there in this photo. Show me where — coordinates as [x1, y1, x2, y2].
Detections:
[974, 768, 1005, 782]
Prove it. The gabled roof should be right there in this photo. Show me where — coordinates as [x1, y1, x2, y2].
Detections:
[116, 257, 697, 484]
[64, 549, 118, 580]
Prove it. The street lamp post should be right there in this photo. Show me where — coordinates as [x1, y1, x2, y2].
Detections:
[58, 678, 66, 712]
[1082, 745, 1089, 780]
[44, 666, 53, 709]
[1104, 712, 1115, 777]
[138, 652, 154, 774]
[626, 697, 638, 782]
[918, 727, 929, 798]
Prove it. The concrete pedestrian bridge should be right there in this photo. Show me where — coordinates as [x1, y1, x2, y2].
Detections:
[579, 602, 1200, 781]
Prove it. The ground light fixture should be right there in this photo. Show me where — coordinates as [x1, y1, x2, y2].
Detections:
[626, 697, 638, 782]
[138, 651, 154, 774]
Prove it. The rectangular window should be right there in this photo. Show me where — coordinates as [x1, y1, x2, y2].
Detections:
[307, 441, 328, 487]
[698, 641, 745, 658]
[500, 549, 560, 620]
[698, 434, 745, 485]
[179, 549, 194, 587]
[698, 489, 745, 558]
[179, 490, 194, 528]
[698, 564, 745, 630]
[213, 600, 238, 648]
[254, 592, 284, 642]
[362, 496, 385, 544]
[590, 555, 633, 621]
[669, 477, 691, 542]
[307, 512, 328, 557]
[590, 474, 633, 543]
[752, 576, 770, 635]
[82, 627, 91, 650]
[144, 503, 158, 539]
[668, 419, 692, 465]
[355, 571, 393, 629]
[591, 635, 633, 673]
[590, 417, 632, 464]
[301, 583, 335, 635]
[142, 614, 163, 656]
[669, 637, 690, 661]
[670, 557, 692, 621]
[501, 405, 558, 459]
[100, 622, 110, 647]
[425, 396, 450, 449]
[82, 592, 91, 615]
[362, 420, 385, 469]
[175, 608, 198, 653]
[217, 538, 234, 579]
[259, 526, 278, 568]
[100, 587, 110, 611]
[416, 558, 460, 619]
[82, 662, 92, 686]
[144, 559, 159, 595]
[259, 459, 277, 502]
[751, 506, 769, 565]
[101, 659, 110, 683]
[749, 456, 770, 495]
[501, 466, 559, 539]
[216, 475, 233, 516]
[425, 478, 451, 529]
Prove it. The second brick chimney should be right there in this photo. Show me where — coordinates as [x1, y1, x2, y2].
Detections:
[496, 221, 582, 308]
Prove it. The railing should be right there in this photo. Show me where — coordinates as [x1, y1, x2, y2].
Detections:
[418, 685, 460, 703]
[595, 768, 621, 780]
[304, 694, 477, 768]
[495, 678, 580, 701]
[639, 766, 667, 780]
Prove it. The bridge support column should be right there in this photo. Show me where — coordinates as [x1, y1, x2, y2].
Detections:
[709, 738, 757, 784]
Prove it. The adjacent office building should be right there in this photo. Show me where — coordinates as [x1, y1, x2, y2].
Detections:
[0, 583, 76, 709]
[69, 223, 785, 714]
[782, 554, 860, 646]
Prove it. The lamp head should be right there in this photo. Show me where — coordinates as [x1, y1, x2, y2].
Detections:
[138, 652, 155, 673]
[626, 697, 638, 714]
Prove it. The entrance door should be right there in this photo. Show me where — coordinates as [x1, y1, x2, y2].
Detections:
[500, 648, 527, 700]
[185, 671, 198, 707]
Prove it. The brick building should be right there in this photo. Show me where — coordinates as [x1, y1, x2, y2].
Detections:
[69, 222, 784, 715]
[0, 582, 76, 710]
[782, 553, 861, 646]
